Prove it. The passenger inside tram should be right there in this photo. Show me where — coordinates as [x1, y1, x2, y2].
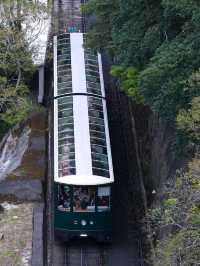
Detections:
[58, 185, 70, 211]
[58, 185, 110, 212]
[73, 187, 95, 212]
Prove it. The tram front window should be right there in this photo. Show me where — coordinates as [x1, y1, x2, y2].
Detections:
[57, 185, 71, 212]
[97, 186, 110, 212]
[73, 187, 95, 212]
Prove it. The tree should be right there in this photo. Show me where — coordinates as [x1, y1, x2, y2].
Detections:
[83, 0, 200, 122]
[0, 0, 49, 127]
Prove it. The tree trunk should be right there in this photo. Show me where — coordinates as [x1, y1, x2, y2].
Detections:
[128, 99, 156, 265]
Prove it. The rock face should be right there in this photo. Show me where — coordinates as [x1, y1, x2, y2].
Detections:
[0, 205, 4, 213]
[0, 126, 31, 182]
[147, 113, 186, 196]
[0, 180, 43, 201]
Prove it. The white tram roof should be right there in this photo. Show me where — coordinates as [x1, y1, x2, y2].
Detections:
[53, 33, 114, 186]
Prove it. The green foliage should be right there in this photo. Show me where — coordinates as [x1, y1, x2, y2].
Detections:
[155, 229, 200, 266]
[149, 198, 177, 226]
[177, 96, 200, 142]
[83, 0, 200, 140]
[149, 165, 200, 265]
[164, 198, 177, 208]
[0, 0, 47, 131]
[81, 0, 117, 52]
[110, 65, 144, 103]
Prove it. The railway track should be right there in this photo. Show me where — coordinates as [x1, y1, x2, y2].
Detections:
[64, 245, 106, 266]
[53, 0, 84, 33]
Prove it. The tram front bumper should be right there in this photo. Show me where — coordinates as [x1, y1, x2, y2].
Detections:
[55, 228, 112, 243]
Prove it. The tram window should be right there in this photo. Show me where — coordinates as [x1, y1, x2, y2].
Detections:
[57, 49, 70, 56]
[58, 128, 74, 138]
[86, 65, 99, 71]
[58, 103, 73, 111]
[58, 34, 70, 40]
[87, 86, 101, 91]
[58, 65, 71, 72]
[86, 57, 98, 63]
[87, 88, 101, 95]
[86, 68, 99, 74]
[97, 186, 110, 212]
[57, 185, 71, 212]
[91, 144, 107, 155]
[89, 110, 104, 119]
[93, 168, 110, 178]
[91, 152, 108, 162]
[59, 159, 75, 169]
[58, 138, 74, 146]
[59, 153, 75, 161]
[58, 116, 73, 124]
[58, 88, 72, 95]
[58, 121, 72, 128]
[59, 167, 76, 177]
[90, 130, 105, 139]
[58, 63, 71, 69]
[58, 123, 73, 131]
[88, 104, 103, 112]
[90, 137, 106, 147]
[58, 83, 71, 90]
[57, 58, 71, 65]
[58, 118, 73, 125]
[57, 59, 71, 65]
[58, 131, 74, 141]
[58, 109, 73, 117]
[58, 85, 72, 92]
[87, 75, 100, 83]
[86, 70, 99, 77]
[58, 70, 71, 76]
[57, 43, 70, 49]
[89, 117, 104, 126]
[58, 110, 73, 119]
[58, 39, 70, 45]
[57, 54, 71, 60]
[58, 82, 72, 88]
[73, 187, 95, 212]
[58, 145, 75, 155]
[58, 114, 73, 121]
[58, 96, 72, 104]
[92, 160, 109, 169]
[58, 76, 71, 83]
[88, 97, 102, 105]
[58, 135, 74, 143]
[89, 102, 102, 110]
[90, 124, 104, 132]
[85, 59, 98, 66]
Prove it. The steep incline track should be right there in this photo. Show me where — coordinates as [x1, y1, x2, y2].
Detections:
[47, 0, 146, 265]
[53, 0, 84, 33]
[65, 245, 106, 266]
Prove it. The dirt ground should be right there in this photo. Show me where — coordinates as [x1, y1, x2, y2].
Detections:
[0, 202, 34, 266]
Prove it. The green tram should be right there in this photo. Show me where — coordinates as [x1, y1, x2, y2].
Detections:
[53, 32, 114, 242]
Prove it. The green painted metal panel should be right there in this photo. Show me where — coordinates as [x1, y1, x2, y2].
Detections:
[54, 183, 112, 232]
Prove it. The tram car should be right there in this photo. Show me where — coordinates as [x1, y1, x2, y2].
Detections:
[53, 32, 114, 242]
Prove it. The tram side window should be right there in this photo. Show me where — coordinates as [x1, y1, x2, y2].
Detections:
[73, 187, 95, 212]
[97, 186, 110, 212]
[57, 185, 71, 212]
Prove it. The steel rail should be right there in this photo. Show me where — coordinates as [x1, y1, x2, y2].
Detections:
[64, 245, 106, 266]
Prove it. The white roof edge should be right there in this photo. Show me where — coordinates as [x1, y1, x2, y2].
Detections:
[54, 175, 114, 186]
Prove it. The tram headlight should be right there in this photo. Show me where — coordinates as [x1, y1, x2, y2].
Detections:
[89, 221, 94, 225]
[81, 220, 87, 226]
